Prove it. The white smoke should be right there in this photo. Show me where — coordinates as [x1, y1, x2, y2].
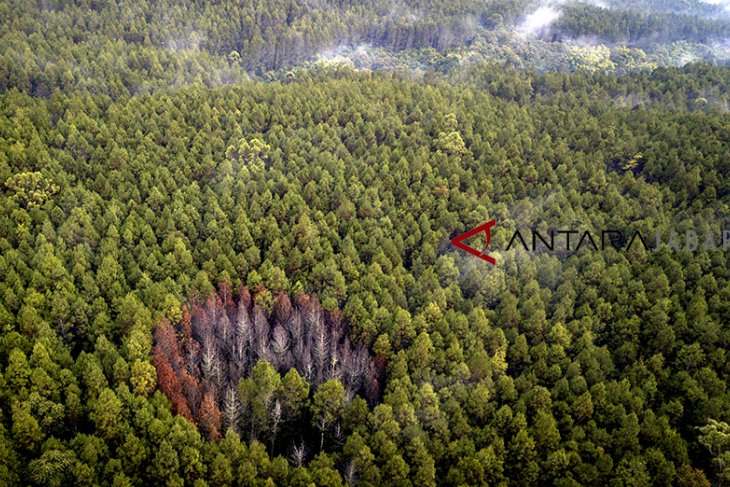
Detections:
[518, 6, 562, 36]
[517, 0, 613, 37]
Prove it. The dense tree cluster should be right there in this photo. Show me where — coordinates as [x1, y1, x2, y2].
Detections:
[607, 0, 726, 16]
[545, 4, 730, 46]
[0, 0, 497, 97]
[0, 64, 728, 484]
[0, 0, 729, 483]
[2, 0, 727, 100]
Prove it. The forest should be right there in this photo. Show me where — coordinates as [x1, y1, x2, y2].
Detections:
[2, 0, 728, 100]
[545, 4, 730, 45]
[1, 0, 730, 486]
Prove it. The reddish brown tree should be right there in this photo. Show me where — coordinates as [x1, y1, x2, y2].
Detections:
[198, 391, 222, 441]
[153, 354, 193, 421]
[152, 286, 373, 439]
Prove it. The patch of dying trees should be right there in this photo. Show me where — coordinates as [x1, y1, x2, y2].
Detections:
[152, 284, 381, 441]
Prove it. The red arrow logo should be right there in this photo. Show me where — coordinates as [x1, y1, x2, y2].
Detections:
[451, 219, 497, 265]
